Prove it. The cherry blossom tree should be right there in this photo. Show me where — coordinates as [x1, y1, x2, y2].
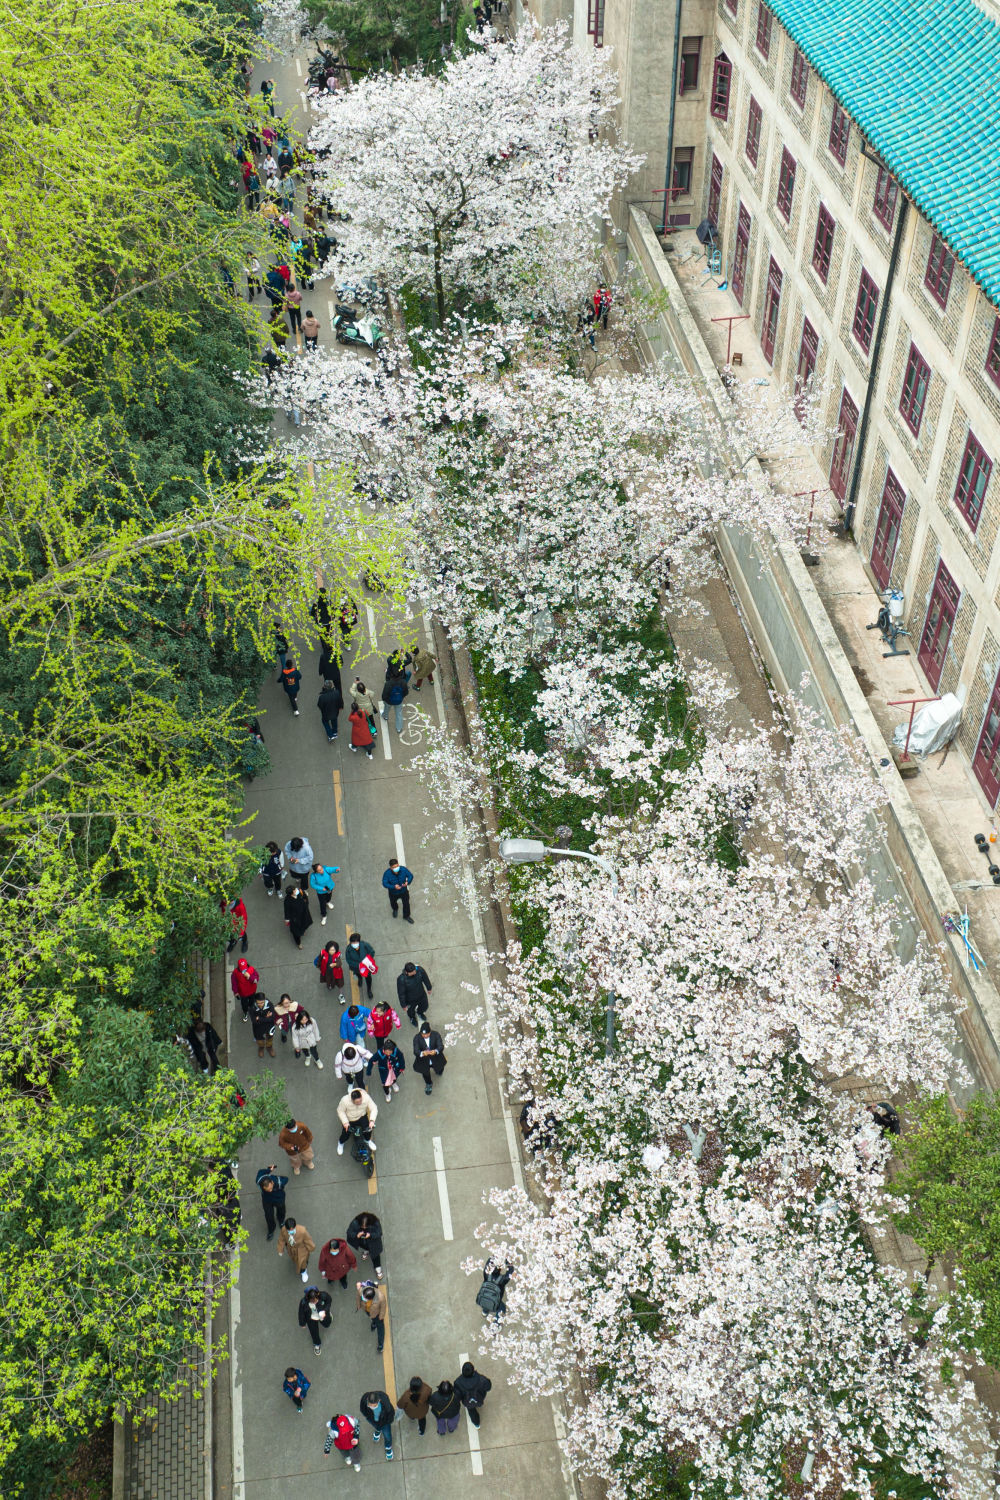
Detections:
[306, 24, 643, 324]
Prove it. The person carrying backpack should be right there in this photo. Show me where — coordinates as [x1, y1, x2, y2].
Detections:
[280, 659, 302, 715]
[380, 668, 409, 735]
[476, 1259, 513, 1321]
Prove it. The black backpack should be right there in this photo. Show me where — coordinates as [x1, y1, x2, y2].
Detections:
[476, 1277, 504, 1316]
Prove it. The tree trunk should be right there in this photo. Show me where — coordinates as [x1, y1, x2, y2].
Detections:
[433, 224, 446, 328]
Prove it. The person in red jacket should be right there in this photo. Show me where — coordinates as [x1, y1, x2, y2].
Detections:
[318, 1235, 357, 1289]
[224, 896, 248, 955]
[324, 1413, 361, 1470]
[366, 1001, 401, 1043]
[317, 941, 345, 996]
[230, 956, 259, 1020]
[594, 284, 612, 330]
[349, 707, 375, 760]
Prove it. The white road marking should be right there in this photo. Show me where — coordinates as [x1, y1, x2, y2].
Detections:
[379, 708, 392, 760]
[432, 1137, 454, 1241]
[460, 1350, 484, 1475]
[393, 822, 406, 866]
[327, 298, 337, 323]
[299, 90, 307, 111]
[426, 621, 445, 727]
[295, 56, 303, 76]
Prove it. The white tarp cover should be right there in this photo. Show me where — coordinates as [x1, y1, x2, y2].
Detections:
[893, 692, 963, 755]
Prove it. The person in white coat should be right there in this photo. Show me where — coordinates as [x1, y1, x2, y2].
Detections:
[292, 1009, 324, 1068]
[284, 835, 315, 890]
[335, 1042, 373, 1090]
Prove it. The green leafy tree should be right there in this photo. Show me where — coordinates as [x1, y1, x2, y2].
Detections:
[305, 0, 470, 68]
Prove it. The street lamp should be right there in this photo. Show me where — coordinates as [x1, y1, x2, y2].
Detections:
[498, 838, 620, 1057]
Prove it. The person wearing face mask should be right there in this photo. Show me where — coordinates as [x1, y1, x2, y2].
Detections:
[344, 932, 376, 1000]
[335, 1038, 372, 1090]
[339, 1002, 371, 1048]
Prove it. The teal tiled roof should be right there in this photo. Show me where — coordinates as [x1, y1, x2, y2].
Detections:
[763, 0, 1000, 309]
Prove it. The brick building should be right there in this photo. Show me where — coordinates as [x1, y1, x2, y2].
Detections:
[526, 0, 1000, 810]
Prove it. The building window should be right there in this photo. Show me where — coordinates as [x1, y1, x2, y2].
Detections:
[924, 234, 955, 310]
[745, 97, 763, 166]
[812, 205, 835, 283]
[954, 431, 993, 531]
[680, 36, 702, 93]
[711, 54, 731, 119]
[762, 257, 782, 364]
[708, 154, 723, 226]
[672, 147, 694, 198]
[755, 3, 773, 58]
[829, 388, 859, 502]
[732, 204, 751, 306]
[973, 670, 1000, 806]
[871, 467, 905, 588]
[776, 149, 796, 221]
[587, 0, 604, 44]
[725, 0, 738, 13]
[899, 343, 930, 436]
[790, 48, 809, 107]
[872, 166, 898, 232]
[987, 318, 1000, 388]
[918, 561, 960, 692]
[795, 319, 818, 419]
[852, 269, 879, 353]
[829, 103, 850, 166]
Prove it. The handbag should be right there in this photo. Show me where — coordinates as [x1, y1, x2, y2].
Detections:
[358, 955, 378, 978]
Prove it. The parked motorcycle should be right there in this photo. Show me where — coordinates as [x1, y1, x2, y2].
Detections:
[348, 1120, 376, 1178]
[333, 305, 383, 352]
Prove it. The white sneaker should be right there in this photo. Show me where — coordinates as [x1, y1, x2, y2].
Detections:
[353, 1461, 361, 1471]
[344, 1455, 353, 1466]
[321, 916, 327, 925]
[304, 1057, 311, 1067]
[300, 1269, 309, 1282]
[392, 1082, 399, 1092]
[337, 1143, 344, 1155]
[315, 1059, 324, 1069]
[293, 709, 300, 716]
[384, 1090, 391, 1102]
[369, 1140, 377, 1151]
[314, 1343, 322, 1356]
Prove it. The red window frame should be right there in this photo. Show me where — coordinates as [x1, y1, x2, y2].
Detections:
[953, 431, 993, 531]
[587, 0, 604, 44]
[790, 48, 809, 107]
[974, 670, 1000, 806]
[829, 388, 859, 502]
[755, 3, 773, 58]
[918, 561, 960, 692]
[829, 103, 850, 166]
[899, 343, 930, 436]
[871, 467, 905, 588]
[708, 154, 723, 226]
[745, 97, 763, 167]
[852, 269, 879, 353]
[711, 54, 731, 119]
[873, 167, 898, 232]
[812, 204, 834, 283]
[680, 36, 701, 93]
[776, 149, 796, 221]
[987, 317, 1000, 389]
[732, 204, 751, 306]
[795, 318, 818, 419]
[924, 234, 955, 310]
[725, 0, 738, 14]
[762, 256, 782, 365]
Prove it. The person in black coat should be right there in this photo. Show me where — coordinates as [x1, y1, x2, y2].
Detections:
[317, 680, 343, 742]
[283, 887, 313, 949]
[255, 1165, 288, 1239]
[346, 1211, 383, 1275]
[186, 1018, 222, 1074]
[298, 1286, 332, 1352]
[396, 962, 432, 1025]
[454, 1362, 492, 1428]
[250, 994, 278, 1058]
[413, 1023, 446, 1095]
[429, 1380, 461, 1434]
[318, 644, 342, 689]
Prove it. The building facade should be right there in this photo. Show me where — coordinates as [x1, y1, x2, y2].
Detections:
[529, 0, 1000, 812]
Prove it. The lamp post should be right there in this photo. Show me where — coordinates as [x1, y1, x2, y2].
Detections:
[498, 838, 620, 1057]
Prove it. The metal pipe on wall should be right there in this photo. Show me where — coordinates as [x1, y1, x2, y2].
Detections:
[661, 0, 683, 234]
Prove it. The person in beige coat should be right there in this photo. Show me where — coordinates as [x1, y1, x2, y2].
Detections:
[336, 1087, 378, 1154]
[278, 1217, 316, 1283]
[356, 1278, 388, 1353]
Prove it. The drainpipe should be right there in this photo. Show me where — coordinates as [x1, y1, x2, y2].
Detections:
[661, 0, 683, 234]
[843, 192, 909, 534]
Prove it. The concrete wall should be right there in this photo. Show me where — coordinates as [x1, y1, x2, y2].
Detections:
[624, 203, 1000, 1098]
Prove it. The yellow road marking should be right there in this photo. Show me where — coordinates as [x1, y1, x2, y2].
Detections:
[381, 1311, 397, 1403]
[332, 767, 344, 835]
[368, 1163, 378, 1196]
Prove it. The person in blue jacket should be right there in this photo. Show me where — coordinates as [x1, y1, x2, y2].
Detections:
[339, 1003, 371, 1046]
[381, 858, 414, 924]
[309, 862, 339, 925]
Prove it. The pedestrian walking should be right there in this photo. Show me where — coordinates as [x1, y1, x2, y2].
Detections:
[283, 886, 313, 949]
[346, 1211, 384, 1277]
[324, 1413, 361, 1470]
[350, 678, 377, 726]
[316, 940, 345, 995]
[302, 309, 320, 348]
[316, 680, 343, 741]
[339, 1003, 372, 1047]
[413, 1023, 447, 1095]
[278, 1218, 317, 1284]
[251, 993, 278, 1058]
[280, 659, 302, 714]
[367, 1000, 401, 1045]
[397, 962, 432, 1026]
[231, 957, 260, 1020]
[345, 933, 376, 999]
[273, 622, 289, 675]
[186, 1018, 222, 1074]
[381, 858, 414, 923]
[454, 1362, 492, 1428]
[309, 862, 339, 923]
[283, 1367, 311, 1412]
[224, 896, 249, 954]
[410, 646, 436, 689]
[291, 1008, 324, 1068]
[260, 77, 276, 116]
[336, 1087, 378, 1154]
[318, 642, 342, 685]
[260, 840, 285, 897]
[359, 1389, 396, 1460]
[335, 1040, 372, 1090]
[370, 1036, 406, 1102]
[310, 587, 334, 640]
[430, 1381, 462, 1435]
[298, 1284, 332, 1352]
[348, 706, 375, 760]
[279, 173, 296, 216]
[380, 667, 409, 734]
[279, 1116, 315, 1174]
[274, 990, 304, 1045]
[246, 254, 262, 298]
[397, 1377, 432, 1436]
[284, 835, 314, 889]
[285, 279, 303, 332]
[255, 1165, 288, 1240]
[595, 283, 612, 330]
[318, 1235, 357, 1288]
[355, 1281, 388, 1354]
[476, 1258, 514, 1319]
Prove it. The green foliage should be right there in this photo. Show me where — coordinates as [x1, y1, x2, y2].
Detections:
[891, 1092, 1000, 1367]
[305, 0, 471, 68]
